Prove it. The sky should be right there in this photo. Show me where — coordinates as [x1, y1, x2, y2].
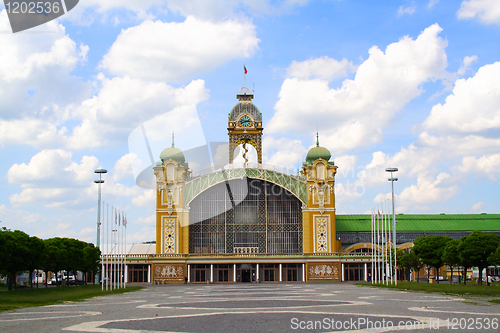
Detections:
[0, 0, 499, 245]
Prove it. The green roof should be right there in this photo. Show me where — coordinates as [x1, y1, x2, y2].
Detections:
[336, 214, 500, 232]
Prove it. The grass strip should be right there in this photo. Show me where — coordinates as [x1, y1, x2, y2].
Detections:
[0, 284, 142, 312]
[357, 281, 500, 296]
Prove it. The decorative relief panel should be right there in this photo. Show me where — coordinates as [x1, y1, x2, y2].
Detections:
[163, 217, 177, 253]
[315, 216, 329, 252]
[153, 263, 186, 281]
[307, 262, 340, 281]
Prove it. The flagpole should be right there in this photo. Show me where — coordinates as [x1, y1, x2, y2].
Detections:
[371, 209, 374, 284]
[124, 213, 127, 288]
[101, 201, 104, 290]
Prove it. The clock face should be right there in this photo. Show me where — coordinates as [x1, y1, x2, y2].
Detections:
[239, 115, 251, 127]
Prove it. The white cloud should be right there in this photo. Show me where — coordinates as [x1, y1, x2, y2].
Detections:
[286, 56, 357, 81]
[423, 62, 500, 135]
[398, 5, 416, 16]
[67, 77, 209, 150]
[132, 189, 156, 207]
[334, 155, 358, 179]
[262, 136, 307, 170]
[457, 0, 500, 25]
[268, 24, 448, 154]
[397, 173, 460, 211]
[428, 0, 440, 9]
[164, 0, 309, 21]
[457, 55, 478, 76]
[453, 154, 500, 181]
[113, 153, 137, 182]
[0, 10, 90, 120]
[100, 16, 260, 82]
[471, 201, 485, 213]
[7, 149, 99, 188]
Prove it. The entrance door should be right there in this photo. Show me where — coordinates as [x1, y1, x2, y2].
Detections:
[236, 264, 256, 282]
[242, 270, 251, 282]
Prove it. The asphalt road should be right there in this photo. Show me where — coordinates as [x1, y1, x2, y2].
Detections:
[1, 283, 499, 332]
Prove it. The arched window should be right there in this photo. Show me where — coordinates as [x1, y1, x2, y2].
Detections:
[189, 178, 302, 254]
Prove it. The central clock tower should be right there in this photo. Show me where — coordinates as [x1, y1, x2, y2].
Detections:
[228, 87, 263, 165]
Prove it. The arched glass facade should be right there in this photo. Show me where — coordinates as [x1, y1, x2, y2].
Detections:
[189, 178, 302, 254]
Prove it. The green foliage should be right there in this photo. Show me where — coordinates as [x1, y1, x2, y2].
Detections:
[0, 228, 101, 290]
[442, 239, 460, 284]
[0, 285, 142, 312]
[487, 246, 500, 266]
[413, 235, 451, 283]
[458, 231, 500, 285]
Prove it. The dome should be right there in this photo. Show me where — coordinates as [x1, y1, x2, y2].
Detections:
[160, 134, 185, 163]
[305, 133, 331, 163]
[306, 146, 331, 163]
[160, 147, 185, 163]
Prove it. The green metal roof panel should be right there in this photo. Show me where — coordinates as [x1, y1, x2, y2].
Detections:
[336, 214, 500, 232]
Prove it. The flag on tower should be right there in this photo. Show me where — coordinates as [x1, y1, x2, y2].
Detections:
[244, 65, 247, 74]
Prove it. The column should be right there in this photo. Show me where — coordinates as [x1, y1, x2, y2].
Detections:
[302, 263, 305, 282]
[148, 265, 151, 283]
[233, 264, 236, 283]
[187, 264, 190, 283]
[279, 264, 282, 282]
[256, 264, 259, 282]
[341, 263, 344, 282]
[210, 264, 213, 283]
[364, 263, 368, 282]
[124, 265, 128, 286]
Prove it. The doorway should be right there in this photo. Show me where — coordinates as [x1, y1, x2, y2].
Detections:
[237, 264, 256, 282]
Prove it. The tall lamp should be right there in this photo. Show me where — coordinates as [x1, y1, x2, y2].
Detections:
[385, 167, 398, 285]
[94, 168, 107, 284]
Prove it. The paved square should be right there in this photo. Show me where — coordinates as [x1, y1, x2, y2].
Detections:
[1, 283, 499, 332]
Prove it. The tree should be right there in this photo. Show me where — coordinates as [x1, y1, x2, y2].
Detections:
[396, 249, 412, 281]
[458, 231, 500, 285]
[407, 249, 424, 282]
[442, 239, 460, 284]
[83, 243, 101, 284]
[43, 238, 64, 286]
[0, 229, 31, 290]
[488, 246, 500, 266]
[26, 236, 46, 288]
[413, 235, 451, 283]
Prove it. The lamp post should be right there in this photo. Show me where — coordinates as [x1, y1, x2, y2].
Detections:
[385, 167, 398, 285]
[94, 168, 107, 284]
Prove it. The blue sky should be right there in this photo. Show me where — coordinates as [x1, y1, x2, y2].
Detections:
[1, 0, 499, 244]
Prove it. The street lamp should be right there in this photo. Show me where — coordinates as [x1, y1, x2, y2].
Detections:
[94, 168, 107, 284]
[385, 167, 398, 285]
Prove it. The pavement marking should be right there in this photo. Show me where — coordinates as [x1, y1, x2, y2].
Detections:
[63, 310, 439, 333]
[45, 300, 147, 307]
[136, 298, 371, 310]
[0, 311, 101, 322]
[408, 306, 500, 316]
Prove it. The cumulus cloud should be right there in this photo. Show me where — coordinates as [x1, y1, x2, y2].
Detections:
[268, 24, 448, 153]
[0, 10, 89, 121]
[457, 0, 500, 25]
[100, 16, 260, 82]
[113, 153, 138, 182]
[67, 77, 209, 150]
[7, 149, 99, 188]
[457, 55, 478, 76]
[453, 154, 500, 181]
[423, 62, 500, 135]
[397, 173, 460, 211]
[286, 56, 357, 81]
[262, 136, 307, 170]
[132, 189, 156, 207]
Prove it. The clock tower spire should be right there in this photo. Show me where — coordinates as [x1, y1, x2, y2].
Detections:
[227, 85, 263, 165]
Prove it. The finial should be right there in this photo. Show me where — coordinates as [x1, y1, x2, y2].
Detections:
[316, 131, 319, 147]
[171, 131, 175, 148]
